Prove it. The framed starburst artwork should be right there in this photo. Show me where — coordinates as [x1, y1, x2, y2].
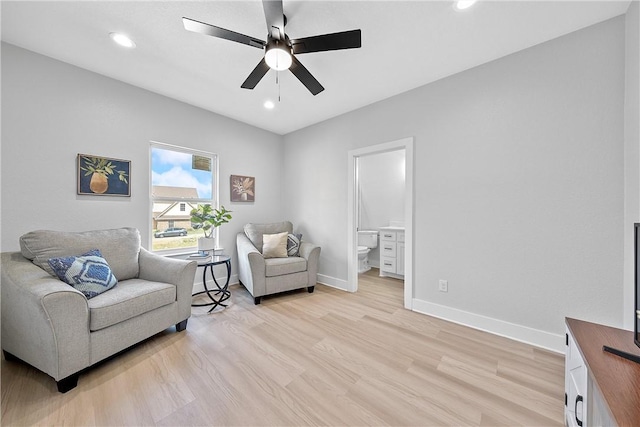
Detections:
[230, 175, 255, 202]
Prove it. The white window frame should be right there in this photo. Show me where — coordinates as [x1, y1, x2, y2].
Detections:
[149, 141, 219, 255]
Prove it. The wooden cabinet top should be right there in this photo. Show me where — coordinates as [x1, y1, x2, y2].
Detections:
[566, 318, 640, 426]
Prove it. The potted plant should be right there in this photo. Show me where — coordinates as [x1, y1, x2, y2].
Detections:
[190, 204, 232, 253]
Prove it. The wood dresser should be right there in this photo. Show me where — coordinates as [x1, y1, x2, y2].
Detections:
[565, 318, 640, 426]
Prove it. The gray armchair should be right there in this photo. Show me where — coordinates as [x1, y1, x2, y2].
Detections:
[1, 227, 197, 392]
[236, 221, 320, 304]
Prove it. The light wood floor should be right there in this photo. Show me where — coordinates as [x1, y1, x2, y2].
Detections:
[1, 268, 565, 426]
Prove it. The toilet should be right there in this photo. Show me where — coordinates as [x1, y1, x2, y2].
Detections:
[357, 230, 378, 274]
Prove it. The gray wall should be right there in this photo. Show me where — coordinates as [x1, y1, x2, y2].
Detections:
[0, 43, 285, 277]
[624, 0, 640, 330]
[284, 16, 628, 346]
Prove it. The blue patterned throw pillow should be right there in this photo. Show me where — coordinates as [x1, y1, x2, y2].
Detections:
[287, 233, 302, 257]
[48, 249, 118, 299]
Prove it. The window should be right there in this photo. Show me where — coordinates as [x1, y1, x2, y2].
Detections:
[150, 142, 217, 253]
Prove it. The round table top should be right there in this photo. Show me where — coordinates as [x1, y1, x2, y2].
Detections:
[183, 253, 230, 265]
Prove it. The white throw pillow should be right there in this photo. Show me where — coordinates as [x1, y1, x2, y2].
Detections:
[262, 231, 289, 258]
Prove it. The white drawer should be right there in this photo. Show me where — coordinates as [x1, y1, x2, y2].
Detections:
[380, 231, 396, 242]
[381, 241, 397, 257]
[380, 257, 396, 273]
[397, 232, 405, 243]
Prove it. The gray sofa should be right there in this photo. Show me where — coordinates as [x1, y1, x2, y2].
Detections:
[1, 227, 197, 392]
[236, 221, 320, 304]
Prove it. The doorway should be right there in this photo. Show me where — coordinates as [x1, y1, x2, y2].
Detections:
[347, 137, 414, 309]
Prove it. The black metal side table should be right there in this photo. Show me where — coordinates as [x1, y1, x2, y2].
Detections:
[190, 254, 231, 313]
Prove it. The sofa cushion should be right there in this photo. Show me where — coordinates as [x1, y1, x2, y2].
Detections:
[265, 257, 307, 277]
[263, 232, 289, 258]
[20, 227, 141, 280]
[48, 249, 118, 299]
[287, 233, 302, 257]
[244, 221, 293, 253]
[87, 278, 176, 331]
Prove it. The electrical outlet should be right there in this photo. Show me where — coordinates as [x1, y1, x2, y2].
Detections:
[438, 280, 448, 292]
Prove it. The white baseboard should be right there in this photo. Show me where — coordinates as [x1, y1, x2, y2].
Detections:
[412, 298, 565, 354]
[193, 273, 238, 294]
[317, 274, 350, 291]
[195, 273, 341, 294]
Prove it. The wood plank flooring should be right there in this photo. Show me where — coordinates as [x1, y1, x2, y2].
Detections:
[1, 268, 565, 426]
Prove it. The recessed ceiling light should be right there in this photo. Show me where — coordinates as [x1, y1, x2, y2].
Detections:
[109, 32, 136, 48]
[455, 0, 478, 11]
[264, 100, 275, 110]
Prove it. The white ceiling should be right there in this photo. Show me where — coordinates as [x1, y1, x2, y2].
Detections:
[1, 0, 632, 135]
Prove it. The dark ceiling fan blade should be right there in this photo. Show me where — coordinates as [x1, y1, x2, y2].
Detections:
[241, 58, 270, 90]
[262, 0, 285, 40]
[290, 29, 361, 55]
[289, 56, 324, 96]
[183, 17, 265, 49]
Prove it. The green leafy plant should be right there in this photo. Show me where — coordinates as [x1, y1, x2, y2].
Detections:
[80, 156, 128, 183]
[190, 204, 232, 238]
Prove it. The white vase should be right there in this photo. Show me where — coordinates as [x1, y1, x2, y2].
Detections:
[197, 237, 215, 252]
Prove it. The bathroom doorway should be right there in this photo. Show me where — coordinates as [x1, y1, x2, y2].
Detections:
[347, 137, 414, 309]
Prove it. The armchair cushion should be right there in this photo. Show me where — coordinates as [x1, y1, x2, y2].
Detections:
[287, 233, 302, 256]
[262, 232, 289, 258]
[244, 221, 293, 252]
[48, 249, 118, 299]
[20, 228, 140, 280]
[87, 279, 176, 331]
[265, 257, 307, 277]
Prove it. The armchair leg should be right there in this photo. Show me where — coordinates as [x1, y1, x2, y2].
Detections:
[254, 296, 261, 305]
[176, 319, 188, 332]
[57, 373, 79, 393]
[3, 350, 19, 362]
[308, 286, 315, 293]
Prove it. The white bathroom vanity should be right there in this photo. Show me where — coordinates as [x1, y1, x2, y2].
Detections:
[379, 226, 405, 280]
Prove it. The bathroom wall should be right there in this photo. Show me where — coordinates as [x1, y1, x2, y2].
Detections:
[358, 149, 405, 266]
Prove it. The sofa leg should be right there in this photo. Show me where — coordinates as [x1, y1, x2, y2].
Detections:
[308, 286, 315, 293]
[57, 373, 79, 393]
[254, 296, 261, 305]
[3, 350, 19, 362]
[176, 319, 188, 332]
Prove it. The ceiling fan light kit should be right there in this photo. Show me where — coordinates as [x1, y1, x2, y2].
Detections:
[264, 39, 292, 70]
[183, 0, 361, 96]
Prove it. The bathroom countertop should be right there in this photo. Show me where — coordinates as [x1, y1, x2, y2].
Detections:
[379, 226, 405, 231]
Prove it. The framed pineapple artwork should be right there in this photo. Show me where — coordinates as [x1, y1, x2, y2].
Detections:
[77, 154, 131, 196]
[230, 175, 255, 202]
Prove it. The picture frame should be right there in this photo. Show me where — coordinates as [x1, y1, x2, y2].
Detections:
[230, 175, 255, 202]
[77, 154, 131, 196]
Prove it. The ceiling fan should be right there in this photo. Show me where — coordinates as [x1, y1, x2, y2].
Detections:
[182, 0, 361, 96]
